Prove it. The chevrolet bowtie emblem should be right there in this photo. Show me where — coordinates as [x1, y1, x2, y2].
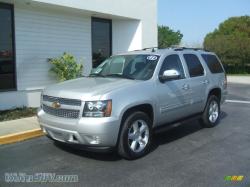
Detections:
[52, 101, 61, 109]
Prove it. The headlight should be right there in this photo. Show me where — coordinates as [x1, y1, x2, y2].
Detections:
[83, 100, 112, 117]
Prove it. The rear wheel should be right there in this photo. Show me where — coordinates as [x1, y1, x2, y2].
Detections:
[200, 95, 220, 128]
[118, 111, 152, 160]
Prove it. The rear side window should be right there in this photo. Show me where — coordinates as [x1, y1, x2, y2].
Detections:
[201, 54, 224, 73]
[183, 54, 204, 77]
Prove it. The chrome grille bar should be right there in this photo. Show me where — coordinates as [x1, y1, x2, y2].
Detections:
[43, 104, 80, 119]
[43, 95, 81, 106]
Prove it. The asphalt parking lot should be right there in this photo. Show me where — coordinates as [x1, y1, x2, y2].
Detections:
[0, 83, 250, 187]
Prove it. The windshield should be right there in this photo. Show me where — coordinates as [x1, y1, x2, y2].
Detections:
[90, 54, 160, 80]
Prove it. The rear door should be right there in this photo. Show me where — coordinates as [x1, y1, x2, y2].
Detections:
[181, 53, 208, 114]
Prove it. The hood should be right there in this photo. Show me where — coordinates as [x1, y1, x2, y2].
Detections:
[43, 77, 138, 100]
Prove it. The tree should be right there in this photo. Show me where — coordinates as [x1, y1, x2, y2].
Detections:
[158, 25, 183, 48]
[204, 16, 250, 73]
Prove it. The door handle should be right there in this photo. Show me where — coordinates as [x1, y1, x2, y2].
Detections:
[182, 84, 190, 90]
[201, 80, 209, 84]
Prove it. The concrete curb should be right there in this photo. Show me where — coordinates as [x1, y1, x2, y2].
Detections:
[0, 128, 44, 145]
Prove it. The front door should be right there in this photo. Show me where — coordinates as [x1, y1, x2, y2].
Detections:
[91, 17, 112, 68]
[156, 54, 192, 125]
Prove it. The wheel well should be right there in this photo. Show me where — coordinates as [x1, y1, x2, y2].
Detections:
[115, 104, 154, 147]
[121, 104, 154, 125]
[208, 88, 221, 101]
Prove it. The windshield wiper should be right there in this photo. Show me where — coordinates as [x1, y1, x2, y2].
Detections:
[105, 74, 135, 80]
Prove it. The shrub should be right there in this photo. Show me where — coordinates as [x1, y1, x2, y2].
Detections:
[48, 52, 83, 81]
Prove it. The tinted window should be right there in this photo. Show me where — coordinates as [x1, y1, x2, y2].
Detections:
[0, 3, 16, 90]
[183, 54, 204, 77]
[159, 54, 185, 79]
[201, 54, 224, 73]
[92, 18, 112, 68]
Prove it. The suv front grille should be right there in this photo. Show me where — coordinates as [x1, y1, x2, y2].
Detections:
[43, 104, 80, 119]
[43, 95, 81, 106]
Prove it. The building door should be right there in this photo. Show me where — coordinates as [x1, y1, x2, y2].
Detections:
[91, 17, 112, 68]
[0, 3, 16, 91]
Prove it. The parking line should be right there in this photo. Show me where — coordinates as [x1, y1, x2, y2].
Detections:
[226, 100, 250, 104]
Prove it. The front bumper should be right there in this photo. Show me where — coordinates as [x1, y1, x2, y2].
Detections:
[37, 109, 120, 148]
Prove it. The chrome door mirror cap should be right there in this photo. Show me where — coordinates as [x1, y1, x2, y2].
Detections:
[159, 69, 180, 82]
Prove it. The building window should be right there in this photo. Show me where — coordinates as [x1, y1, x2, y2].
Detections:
[92, 17, 112, 68]
[0, 3, 15, 91]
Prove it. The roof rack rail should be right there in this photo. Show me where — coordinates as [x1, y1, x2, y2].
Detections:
[134, 47, 158, 52]
[133, 47, 210, 52]
[173, 47, 209, 52]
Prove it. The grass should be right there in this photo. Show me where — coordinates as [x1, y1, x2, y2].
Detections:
[0, 107, 37, 122]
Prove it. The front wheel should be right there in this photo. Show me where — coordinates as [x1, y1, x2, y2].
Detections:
[118, 111, 152, 160]
[200, 95, 220, 128]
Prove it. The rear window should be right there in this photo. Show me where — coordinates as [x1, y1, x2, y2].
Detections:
[201, 54, 224, 73]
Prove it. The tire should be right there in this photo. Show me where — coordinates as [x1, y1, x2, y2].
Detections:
[118, 111, 152, 160]
[200, 95, 220, 128]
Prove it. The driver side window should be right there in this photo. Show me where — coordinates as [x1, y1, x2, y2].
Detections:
[159, 54, 185, 80]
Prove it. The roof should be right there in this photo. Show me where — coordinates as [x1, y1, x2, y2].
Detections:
[115, 47, 214, 56]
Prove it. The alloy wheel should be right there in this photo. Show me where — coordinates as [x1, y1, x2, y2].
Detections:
[128, 120, 149, 153]
[208, 100, 219, 123]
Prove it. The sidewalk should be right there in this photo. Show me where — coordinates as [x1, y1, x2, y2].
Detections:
[227, 75, 250, 84]
[0, 117, 43, 145]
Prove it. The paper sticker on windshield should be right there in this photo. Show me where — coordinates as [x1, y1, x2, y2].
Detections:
[147, 55, 158, 61]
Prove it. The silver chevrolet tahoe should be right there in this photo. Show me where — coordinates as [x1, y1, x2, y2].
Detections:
[37, 47, 227, 159]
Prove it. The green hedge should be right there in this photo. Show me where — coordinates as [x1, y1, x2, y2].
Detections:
[223, 64, 250, 74]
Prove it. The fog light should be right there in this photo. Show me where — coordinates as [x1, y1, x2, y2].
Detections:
[85, 135, 100, 145]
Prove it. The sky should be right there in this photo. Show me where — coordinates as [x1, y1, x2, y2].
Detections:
[158, 0, 250, 46]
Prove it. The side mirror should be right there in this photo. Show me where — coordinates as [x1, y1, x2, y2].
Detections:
[159, 69, 180, 82]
